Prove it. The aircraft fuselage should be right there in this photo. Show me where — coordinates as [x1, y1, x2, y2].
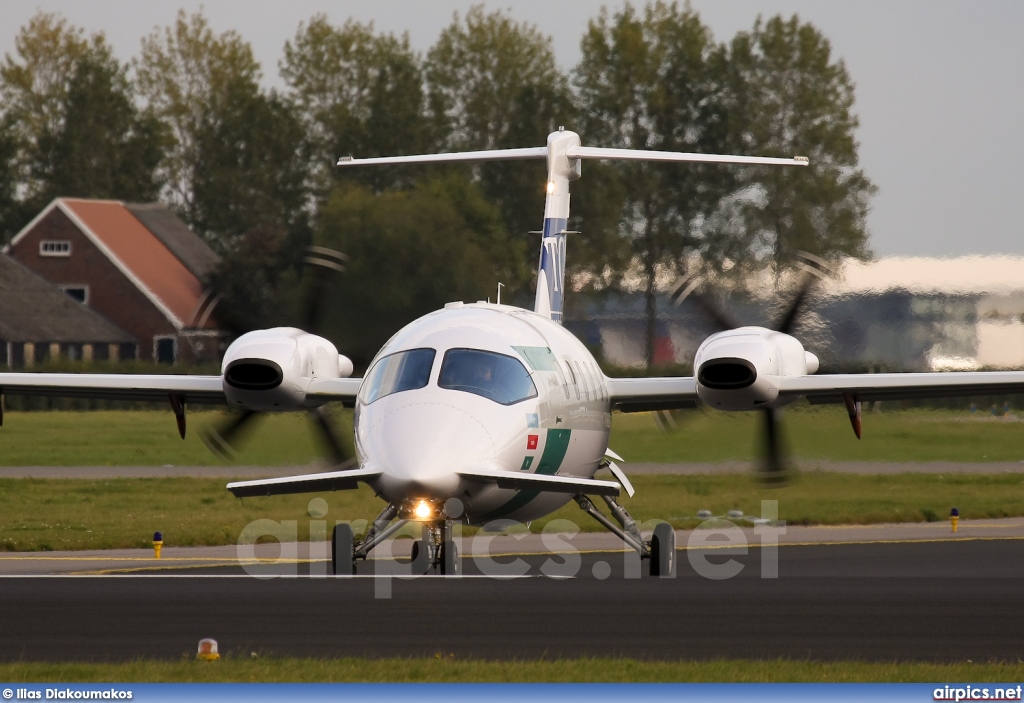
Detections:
[354, 301, 611, 524]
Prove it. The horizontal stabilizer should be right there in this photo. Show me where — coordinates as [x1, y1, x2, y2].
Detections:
[227, 467, 381, 498]
[565, 146, 808, 167]
[458, 466, 620, 497]
[338, 146, 547, 167]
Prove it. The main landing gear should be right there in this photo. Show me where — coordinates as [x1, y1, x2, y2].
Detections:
[573, 494, 676, 577]
[330, 502, 460, 576]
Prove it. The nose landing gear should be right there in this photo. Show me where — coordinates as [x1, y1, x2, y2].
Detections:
[410, 521, 460, 576]
[330, 502, 460, 576]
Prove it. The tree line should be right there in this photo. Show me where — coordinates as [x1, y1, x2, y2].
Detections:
[0, 3, 875, 369]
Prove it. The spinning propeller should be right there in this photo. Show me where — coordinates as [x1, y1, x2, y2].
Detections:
[196, 246, 356, 469]
[670, 252, 833, 483]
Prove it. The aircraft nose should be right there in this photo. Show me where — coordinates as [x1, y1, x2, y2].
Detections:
[362, 401, 495, 499]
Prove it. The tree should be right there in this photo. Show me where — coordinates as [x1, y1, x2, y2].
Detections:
[42, 54, 164, 203]
[426, 5, 572, 292]
[136, 9, 261, 223]
[0, 116, 20, 242]
[0, 12, 92, 175]
[280, 15, 426, 195]
[725, 15, 875, 269]
[315, 176, 527, 366]
[0, 12, 164, 240]
[191, 86, 309, 251]
[190, 82, 314, 336]
[573, 2, 732, 368]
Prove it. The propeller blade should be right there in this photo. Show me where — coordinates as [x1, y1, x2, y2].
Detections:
[773, 251, 832, 334]
[772, 270, 819, 335]
[758, 408, 791, 484]
[309, 406, 357, 469]
[670, 273, 740, 331]
[201, 409, 259, 459]
[300, 246, 349, 332]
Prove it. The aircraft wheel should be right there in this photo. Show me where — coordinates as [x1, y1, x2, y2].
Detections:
[649, 522, 676, 578]
[332, 523, 355, 575]
[440, 539, 459, 575]
[410, 536, 431, 575]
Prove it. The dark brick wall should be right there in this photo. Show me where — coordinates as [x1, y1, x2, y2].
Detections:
[8, 208, 175, 361]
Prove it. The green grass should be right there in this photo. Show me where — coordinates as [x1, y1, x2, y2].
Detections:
[610, 406, 1024, 463]
[0, 407, 1022, 551]
[1, 472, 1022, 551]
[0, 657, 1021, 682]
[0, 410, 335, 466]
[1, 406, 1023, 466]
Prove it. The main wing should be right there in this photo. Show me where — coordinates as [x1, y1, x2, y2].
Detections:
[607, 376, 699, 413]
[0, 372, 225, 404]
[0, 373, 362, 405]
[779, 370, 1024, 404]
[607, 370, 1024, 413]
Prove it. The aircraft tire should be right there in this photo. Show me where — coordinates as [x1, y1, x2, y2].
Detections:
[441, 539, 459, 575]
[332, 523, 355, 575]
[410, 536, 431, 575]
[649, 522, 676, 578]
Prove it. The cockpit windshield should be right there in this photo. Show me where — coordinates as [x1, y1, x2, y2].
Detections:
[358, 348, 435, 405]
[438, 348, 537, 405]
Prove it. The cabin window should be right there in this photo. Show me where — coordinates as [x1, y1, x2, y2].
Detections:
[575, 361, 590, 401]
[439, 349, 537, 405]
[565, 361, 580, 400]
[40, 240, 71, 256]
[359, 348, 436, 405]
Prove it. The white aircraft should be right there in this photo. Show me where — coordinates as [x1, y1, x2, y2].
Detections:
[4, 128, 1024, 578]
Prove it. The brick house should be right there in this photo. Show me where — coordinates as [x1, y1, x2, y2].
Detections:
[0, 253, 136, 368]
[4, 198, 224, 363]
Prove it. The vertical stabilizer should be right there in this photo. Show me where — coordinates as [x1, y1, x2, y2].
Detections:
[534, 129, 581, 323]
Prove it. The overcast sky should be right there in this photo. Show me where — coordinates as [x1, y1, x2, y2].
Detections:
[2, 1, 1021, 259]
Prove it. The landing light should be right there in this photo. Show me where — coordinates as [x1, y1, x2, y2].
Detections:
[414, 500, 433, 520]
[546, 180, 555, 194]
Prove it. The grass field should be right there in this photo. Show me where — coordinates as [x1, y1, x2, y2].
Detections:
[0, 407, 1022, 550]
[0, 657, 1021, 682]
[1, 471, 1022, 551]
[1, 405, 1023, 466]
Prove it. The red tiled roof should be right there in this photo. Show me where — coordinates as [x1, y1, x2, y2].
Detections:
[58, 199, 209, 329]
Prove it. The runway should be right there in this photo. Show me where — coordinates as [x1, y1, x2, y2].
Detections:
[1, 524, 1023, 662]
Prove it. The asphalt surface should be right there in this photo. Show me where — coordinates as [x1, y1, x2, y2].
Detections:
[1, 525, 1023, 662]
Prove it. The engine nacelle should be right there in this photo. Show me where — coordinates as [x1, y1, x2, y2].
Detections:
[693, 327, 818, 411]
[221, 327, 353, 412]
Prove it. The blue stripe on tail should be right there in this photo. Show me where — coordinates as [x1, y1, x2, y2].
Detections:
[537, 217, 567, 322]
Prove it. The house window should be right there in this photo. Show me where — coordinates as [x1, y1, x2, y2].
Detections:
[155, 337, 176, 364]
[118, 343, 137, 362]
[40, 240, 71, 257]
[59, 285, 88, 304]
[63, 343, 83, 361]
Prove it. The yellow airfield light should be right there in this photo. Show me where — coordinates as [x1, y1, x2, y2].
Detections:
[196, 638, 220, 661]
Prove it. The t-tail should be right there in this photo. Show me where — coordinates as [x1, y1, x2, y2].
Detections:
[337, 129, 808, 323]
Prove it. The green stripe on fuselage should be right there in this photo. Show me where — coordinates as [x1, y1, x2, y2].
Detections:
[478, 428, 572, 522]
